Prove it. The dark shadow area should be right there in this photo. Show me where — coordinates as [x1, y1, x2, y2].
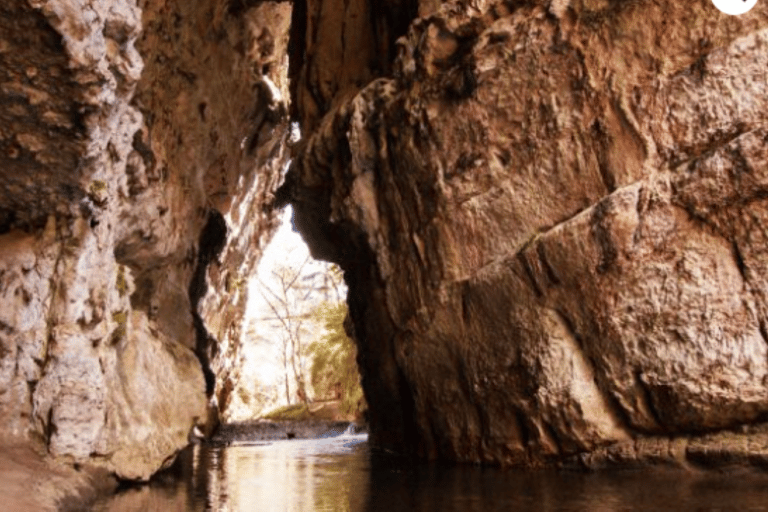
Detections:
[189, 209, 228, 396]
[93, 434, 768, 512]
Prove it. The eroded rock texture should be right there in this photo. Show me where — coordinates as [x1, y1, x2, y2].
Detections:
[0, 0, 290, 480]
[3, 0, 768, 485]
[286, 0, 768, 466]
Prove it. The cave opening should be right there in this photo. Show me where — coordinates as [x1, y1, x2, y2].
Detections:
[2, 0, 768, 508]
[221, 205, 365, 424]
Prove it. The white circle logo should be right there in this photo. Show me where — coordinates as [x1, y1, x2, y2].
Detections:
[712, 0, 758, 15]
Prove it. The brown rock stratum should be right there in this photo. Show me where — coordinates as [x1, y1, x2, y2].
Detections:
[285, 0, 768, 468]
[0, 0, 767, 501]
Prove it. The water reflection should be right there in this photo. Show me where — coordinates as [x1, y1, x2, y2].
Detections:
[363, 459, 768, 512]
[95, 432, 768, 512]
[208, 435, 370, 512]
[95, 433, 370, 512]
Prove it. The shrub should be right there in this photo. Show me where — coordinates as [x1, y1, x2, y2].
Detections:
[307, 301, 366, 417]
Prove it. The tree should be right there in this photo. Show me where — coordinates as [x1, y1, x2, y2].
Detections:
[256, 256, 310, 404]
[254, 260, 346, 405]
[307, 301, 365, 417]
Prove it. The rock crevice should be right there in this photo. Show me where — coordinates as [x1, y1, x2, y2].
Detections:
[0, 0, 292, 481]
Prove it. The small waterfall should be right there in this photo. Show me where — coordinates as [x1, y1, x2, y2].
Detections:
[338, 423, 368, 438]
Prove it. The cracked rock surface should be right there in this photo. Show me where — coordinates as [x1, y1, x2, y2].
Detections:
[2, 0, 768, 492]
[286, 0, 768, 466]
[0, 0, 290, 482]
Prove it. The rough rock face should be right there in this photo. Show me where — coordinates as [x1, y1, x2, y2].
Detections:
[3, 0, 768, 484]
[286, 0, 768, 466]
[0, 0, 290, 480]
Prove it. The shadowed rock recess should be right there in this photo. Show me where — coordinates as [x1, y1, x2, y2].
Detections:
[0, 0, 767, 495]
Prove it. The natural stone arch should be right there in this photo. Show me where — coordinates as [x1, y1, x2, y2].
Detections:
[1, 0, 768, 500]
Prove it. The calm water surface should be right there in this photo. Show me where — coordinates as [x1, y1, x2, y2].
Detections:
[94, 431, 768, 511]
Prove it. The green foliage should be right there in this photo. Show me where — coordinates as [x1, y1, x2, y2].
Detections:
[227, 271, 244, 293]
[89, 180, 107, 194]
[237, 386, 251, 405]
[308, 301, 365, 417]
[116, 265, 128, 297]
[110, 310, 128, 345]
[262, 403, 310, 421]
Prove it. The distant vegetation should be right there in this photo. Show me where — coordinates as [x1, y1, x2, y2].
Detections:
[307, 301, 366, 418]
[242, 254, 368, 422]
[261, 403, 311, 421]
[259, 299, 366, 422]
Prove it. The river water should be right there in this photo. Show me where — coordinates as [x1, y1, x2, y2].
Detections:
[94, 429, 768, 511]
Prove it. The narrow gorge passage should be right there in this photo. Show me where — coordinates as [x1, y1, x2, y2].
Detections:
[1, 0, 768, 509]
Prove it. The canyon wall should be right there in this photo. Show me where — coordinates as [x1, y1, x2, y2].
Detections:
[0, 0, 290, 480]
[2, 0, 768, 483]
[286, 0, 768, 466]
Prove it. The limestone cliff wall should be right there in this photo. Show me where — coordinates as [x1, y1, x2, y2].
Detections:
[3, 0, 768, 481]
[286, 0, 768, 466]
[0, 0, 290, 480]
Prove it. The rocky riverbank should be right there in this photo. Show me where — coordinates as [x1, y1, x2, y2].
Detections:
[0, 438, 116, 511]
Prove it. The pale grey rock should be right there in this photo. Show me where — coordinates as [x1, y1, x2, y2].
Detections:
[0, 0, 290, 481]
